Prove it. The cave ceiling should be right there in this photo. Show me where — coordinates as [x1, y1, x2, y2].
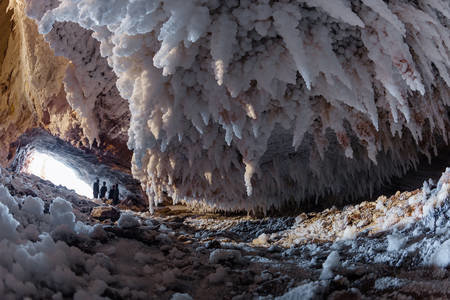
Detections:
[0, 0, 449, 213]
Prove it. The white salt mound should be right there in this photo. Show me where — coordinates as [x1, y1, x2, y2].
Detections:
[50, 197, 76, 229]
[0, 202, 19, 240]
[432, 240, 450, 268]
[117, 213, 140, 229]
[374, 277, 409, 291]
[387, 233, 407, 252]
[22, 196, 45, 218]
[320, 251, 340, 280]
[0, 184, 19, 213]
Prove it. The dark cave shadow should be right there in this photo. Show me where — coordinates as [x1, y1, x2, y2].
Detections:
[272, 147, 450, 217]
[208, 146, 450, 218]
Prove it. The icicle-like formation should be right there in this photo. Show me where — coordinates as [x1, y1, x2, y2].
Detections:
[25, 0, 450, 212]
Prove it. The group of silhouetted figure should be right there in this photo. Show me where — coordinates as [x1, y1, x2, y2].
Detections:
[93, 178, 120, 205]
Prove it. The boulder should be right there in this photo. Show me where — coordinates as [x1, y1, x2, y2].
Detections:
[90, 206, 120, 221]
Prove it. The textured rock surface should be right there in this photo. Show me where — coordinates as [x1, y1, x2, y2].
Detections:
[0, 0, 131, 169]
[1, 0, 450, 213]
[0, 0, 68, 164]
[91, 206, 120, 221]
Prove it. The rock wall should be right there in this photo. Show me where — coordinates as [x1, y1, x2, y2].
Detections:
[0, 0, 68, 164]
[0, 0, 131, 170]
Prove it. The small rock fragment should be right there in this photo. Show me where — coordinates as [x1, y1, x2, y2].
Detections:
[209, 249, 242, 265]
[91, 206, 120, 221]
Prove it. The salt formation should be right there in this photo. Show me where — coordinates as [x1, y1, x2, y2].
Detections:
[24, 0, 450, 211]
[319, 251, 340, 280]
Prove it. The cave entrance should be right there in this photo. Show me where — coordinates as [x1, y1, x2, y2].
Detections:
[23, 150, 92, 198]
[10, 129, 145, 207]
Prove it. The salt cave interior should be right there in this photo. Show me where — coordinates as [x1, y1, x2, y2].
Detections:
[0, 0, 450, 299]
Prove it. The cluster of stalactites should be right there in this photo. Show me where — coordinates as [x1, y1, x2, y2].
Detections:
[25, 0, 450, 212]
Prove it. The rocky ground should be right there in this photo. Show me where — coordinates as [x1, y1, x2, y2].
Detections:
[0, 166, 449, 299]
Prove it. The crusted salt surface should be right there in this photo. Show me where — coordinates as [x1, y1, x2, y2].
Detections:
[387, 233, 407, 252]
[374, 277, 409, 291]
[117, 212, 140, 229]
[25, 0, 450, 212]
[264, 169, 450, 270]
[275, 281, 325, 300]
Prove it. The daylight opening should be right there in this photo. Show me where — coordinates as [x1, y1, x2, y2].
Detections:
[23, 150, 92, 198]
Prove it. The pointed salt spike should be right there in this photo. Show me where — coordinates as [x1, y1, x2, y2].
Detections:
[201, 111, 210, 125]
[194, 125, 203, 135]
[225, 127, 233, 146]
[426, 0, 450, 20]
[361, 0, 406, 36]
[344, 147, 353, 159]
[372, 116, 379, 132]
[292, 102, 313, 150]
[244, 161, 256, 197]
[367, 143, 378, 165]
[272, 10, 313, 90]
[252, 124, 259, 138]
[306, 80, 312, 90]
[302, 0, 365, 28]
[146, 185, 154, 214]
[160, 140, 168, 152]
[232, 123, 242, 139]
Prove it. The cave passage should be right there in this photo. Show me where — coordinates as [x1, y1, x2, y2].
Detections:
[9, 129, 146, 207]
[23, 150, 92, 198]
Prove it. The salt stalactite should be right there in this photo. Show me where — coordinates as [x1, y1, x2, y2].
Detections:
[25, 0, 450, 212]
[42, 21, 130, 146]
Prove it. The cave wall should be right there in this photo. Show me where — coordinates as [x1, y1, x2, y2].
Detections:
[0, 0, 12, 67]
[0, 0, 69, 164]
[0, 0, 131, 171]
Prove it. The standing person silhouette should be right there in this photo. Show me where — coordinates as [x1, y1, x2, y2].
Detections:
[93, 178, 100, 199]
[113, 183, 120, 205]
[108, 184, 115, 200]
[100, 182, 107, 198]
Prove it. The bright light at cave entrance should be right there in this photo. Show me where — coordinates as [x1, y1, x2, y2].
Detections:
[25, 151, 92, 198]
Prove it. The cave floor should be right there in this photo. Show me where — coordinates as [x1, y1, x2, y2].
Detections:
[0, 167, 449, 299]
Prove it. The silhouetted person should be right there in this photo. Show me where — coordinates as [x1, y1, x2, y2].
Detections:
[100, 182, 107, 198]
[93, 178, 99, 198]
[113, 184, 120, 205]
[108, 185, 115, 200]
